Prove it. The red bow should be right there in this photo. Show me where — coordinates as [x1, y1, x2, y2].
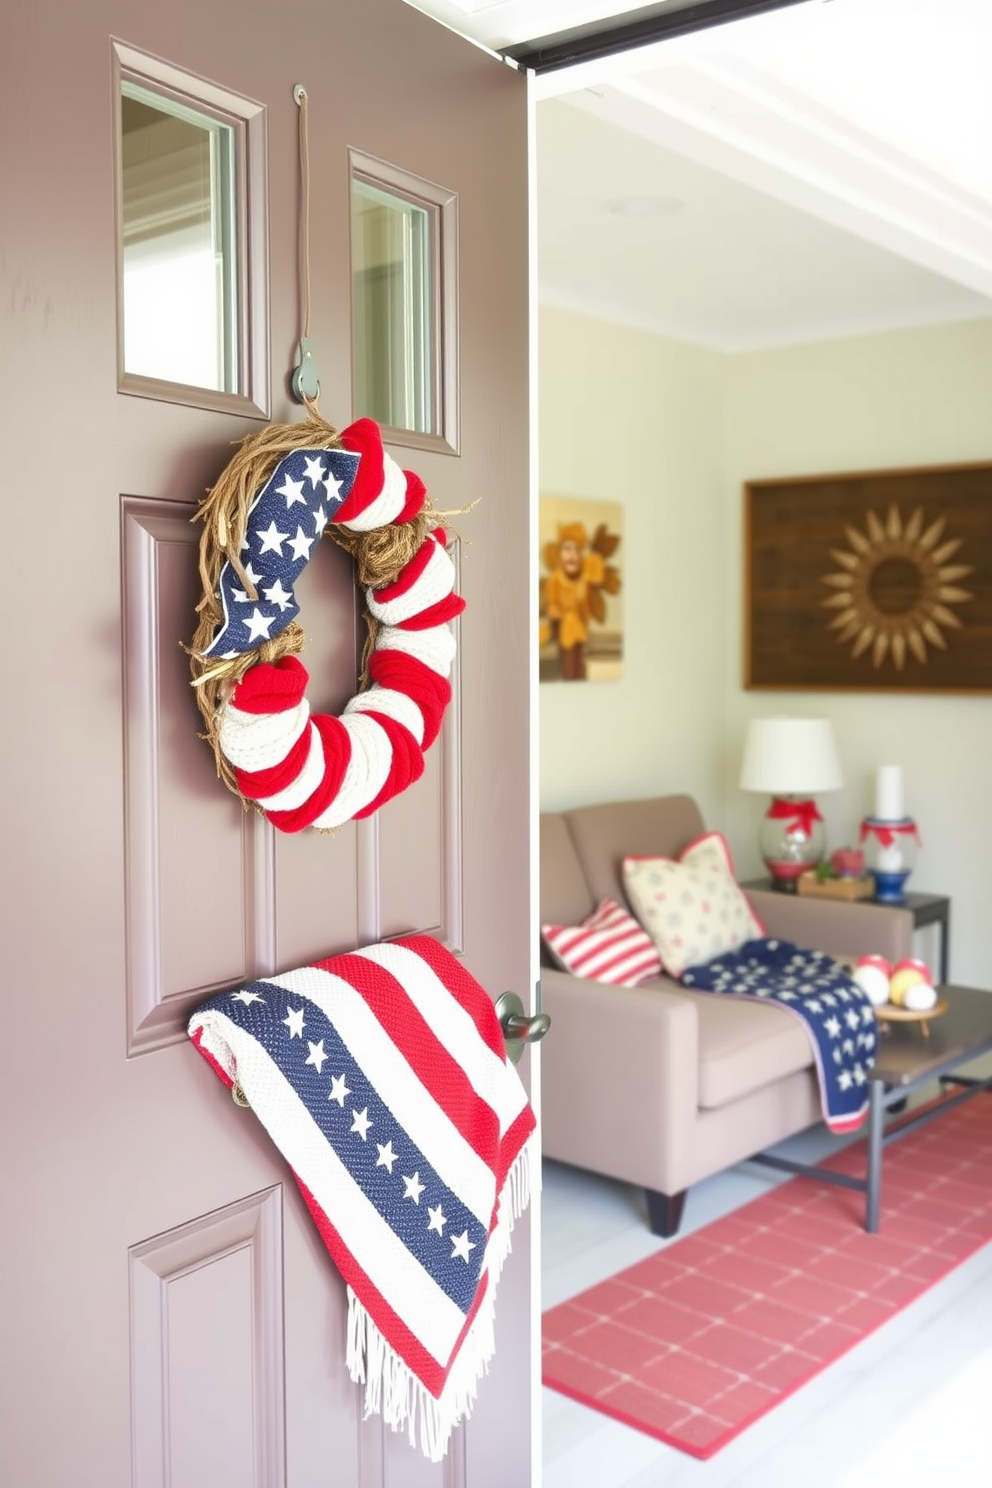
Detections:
[768, 798, 823, 837]
[860, 820, 922, 849]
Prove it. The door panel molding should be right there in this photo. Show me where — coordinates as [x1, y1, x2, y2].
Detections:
[129, 1186, 286, 1488]
[356, 816, 382, 947]
[122, 498, 277, 1054]
[359, 1416, 466, 1488]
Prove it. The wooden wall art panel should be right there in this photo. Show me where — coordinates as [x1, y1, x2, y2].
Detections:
[745, 463, 992, 693]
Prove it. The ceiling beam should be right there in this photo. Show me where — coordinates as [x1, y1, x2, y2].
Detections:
[503, 0, 810, 75]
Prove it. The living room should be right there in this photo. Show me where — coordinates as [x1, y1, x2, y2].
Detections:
[527, 1, 992, 1482]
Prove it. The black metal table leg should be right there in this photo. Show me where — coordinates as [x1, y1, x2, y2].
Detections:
[866, 1079, 886, 1232]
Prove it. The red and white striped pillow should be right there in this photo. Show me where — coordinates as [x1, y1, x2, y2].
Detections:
[542, 898, 663, 988]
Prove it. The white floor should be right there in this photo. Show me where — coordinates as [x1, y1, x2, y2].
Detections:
[541, 1072, 992, 1488]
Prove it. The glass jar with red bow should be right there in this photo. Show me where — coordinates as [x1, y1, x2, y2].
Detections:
[859, 817, 920, 903]
[759, 796, 828, 887]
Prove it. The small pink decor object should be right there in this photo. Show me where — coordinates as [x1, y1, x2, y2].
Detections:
[830, 847, 865, 877]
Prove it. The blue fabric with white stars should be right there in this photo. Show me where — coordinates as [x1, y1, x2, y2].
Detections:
[681, 938, 877, 1129]
[204, 981, 487, 1308]
[202, 446, 361, 659]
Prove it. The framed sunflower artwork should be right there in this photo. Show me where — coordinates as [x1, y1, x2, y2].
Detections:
[745, 462, 992, 693]
[539, 494, 623, 682]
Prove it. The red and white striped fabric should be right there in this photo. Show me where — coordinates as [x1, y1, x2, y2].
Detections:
[542, 897, 663, 987]
[188, 936, 536, 1460]
[217, 419, 465, 832]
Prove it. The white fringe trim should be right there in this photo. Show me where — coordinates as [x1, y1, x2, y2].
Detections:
[345, 1134, 536, 1462]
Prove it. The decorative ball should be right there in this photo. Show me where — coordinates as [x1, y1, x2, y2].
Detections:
[888, 958, 932, 1007]
[901, 981, 938, 1012]
[854, 961, 891, 1007]
[856, 953, 891, 977]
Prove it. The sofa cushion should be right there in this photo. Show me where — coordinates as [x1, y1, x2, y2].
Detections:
[681, 988, 814, 1109]
[542, 898, 662, 988]
[563, 795, 706, 908]
[623, 832, 765, 977]
[540, 812, 596, 927]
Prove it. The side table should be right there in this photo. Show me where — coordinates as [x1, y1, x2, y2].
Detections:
[741, 879, 950, 984]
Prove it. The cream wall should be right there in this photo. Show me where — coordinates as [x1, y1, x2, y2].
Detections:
[723, 319, 992, 986]
[538, 306, 726, 820]
[540, 308, 992, 984]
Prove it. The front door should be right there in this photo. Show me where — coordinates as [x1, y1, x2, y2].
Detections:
[0, 3, 533, 1484]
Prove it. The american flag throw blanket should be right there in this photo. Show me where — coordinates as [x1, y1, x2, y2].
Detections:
[188, 935, 536, 1460]
[681, 938, 877, 1133]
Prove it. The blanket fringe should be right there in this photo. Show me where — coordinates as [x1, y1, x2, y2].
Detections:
[346, 1136, 536, 1461]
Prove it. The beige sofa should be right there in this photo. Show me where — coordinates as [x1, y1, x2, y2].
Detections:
[540, 795, 914, 1236]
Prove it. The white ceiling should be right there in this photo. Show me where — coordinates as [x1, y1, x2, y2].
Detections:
[537, 98, 990, 350]
[407, 0, 992, 349]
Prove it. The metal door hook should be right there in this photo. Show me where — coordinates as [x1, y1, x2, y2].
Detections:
[291, 336, 320, 403]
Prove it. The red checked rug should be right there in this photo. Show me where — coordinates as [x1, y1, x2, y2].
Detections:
[543, 1097, 992, 1459]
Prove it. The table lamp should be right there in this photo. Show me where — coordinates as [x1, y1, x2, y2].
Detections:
[739, 717, 843, 890]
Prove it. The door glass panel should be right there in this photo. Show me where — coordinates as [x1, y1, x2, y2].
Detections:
[120, 83, 237, 392]
[351, 178, 432, 434]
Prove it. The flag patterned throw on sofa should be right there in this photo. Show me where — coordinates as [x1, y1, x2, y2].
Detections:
[681, 939, 877, 1132]
[189, 935, 536, 1461]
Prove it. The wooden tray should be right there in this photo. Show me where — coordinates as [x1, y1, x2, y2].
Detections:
[875, 997, 949, 1038]
[797, 870, 875, 901]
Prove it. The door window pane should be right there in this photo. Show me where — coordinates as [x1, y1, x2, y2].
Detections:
[121, 83, 237, 392]
[351, 178, 433, 435]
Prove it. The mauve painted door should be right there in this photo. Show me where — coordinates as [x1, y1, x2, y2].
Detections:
[0, 3, 533, 1486]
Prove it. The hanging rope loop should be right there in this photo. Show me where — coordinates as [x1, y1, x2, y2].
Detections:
[291, 83, 320, 403]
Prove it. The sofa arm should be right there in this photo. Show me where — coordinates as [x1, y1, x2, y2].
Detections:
[540, 968, 699, 1193]
[745, 888, 914, 965]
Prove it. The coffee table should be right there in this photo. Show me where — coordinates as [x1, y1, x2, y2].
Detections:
[752, 984, 992, 1232]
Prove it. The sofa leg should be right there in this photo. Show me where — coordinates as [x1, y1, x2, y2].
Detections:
[645, 1188, 687, 1238]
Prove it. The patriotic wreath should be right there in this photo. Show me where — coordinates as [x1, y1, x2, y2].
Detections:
[190, 413, 463, 832]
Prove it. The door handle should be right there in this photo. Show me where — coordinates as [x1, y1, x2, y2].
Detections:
[494, 992, 551, 1066]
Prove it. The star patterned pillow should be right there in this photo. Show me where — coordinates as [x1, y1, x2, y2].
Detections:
[622, 832, 765, 979]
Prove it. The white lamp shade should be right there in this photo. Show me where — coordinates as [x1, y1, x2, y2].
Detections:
[739, 717, 842, 795]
